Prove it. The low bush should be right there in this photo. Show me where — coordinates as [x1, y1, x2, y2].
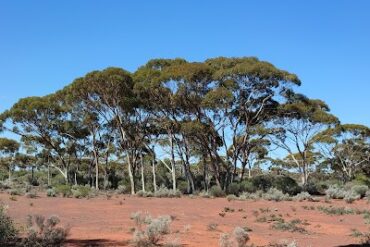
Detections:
[233, 227, 249, 247]
[219, 227, 249, 247]
[71, 185, 91, 199]
[351, 185, 368, 198]
[239, 180, 256, 193]
[9, 188, 23, 196]
[317, 206, 354, 215]
[209, 185, 226, 198]
[272, 219, 307, 233]
[0, 205, 18, 245]
[136, 190, 154, 197]
[22, 215, 69, 247]
[226, 183, 240, 196]
[55, 184, 72, 197]
[226, 194, 238, 201]
[154, 186, 181, 198]
[344, 191, 361, 203]
[46, 188, 56, 197]
[293, 192, 313, 202]
[130, 211, 173, 247]
[325, 185, 346, 199]
[262, 188, 291, 202]
[26, 191, 37, 199]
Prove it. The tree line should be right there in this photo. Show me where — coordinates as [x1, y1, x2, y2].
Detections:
[0, 57, 369, 194]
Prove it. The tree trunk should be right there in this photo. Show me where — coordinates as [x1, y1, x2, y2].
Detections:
[140, 153, 145, 192]
[152, 159, 157, 193]
[93, 150, 99, 190]
[169, 135, 177, 191]
[127, 155, 135, 195]
[47, 164, 51, 186]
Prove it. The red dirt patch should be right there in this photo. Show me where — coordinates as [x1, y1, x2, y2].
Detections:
[1, 193, 369, 246]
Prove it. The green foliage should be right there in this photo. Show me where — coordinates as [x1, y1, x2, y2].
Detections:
[22, 215, 69, 247]
[325, 185, 346, 199]
[71, 185, 92, 199]
[131, 212, 173, 247]
[239, 180, 256, 193]
[209, 186, 226, 198]
[55, 184, 72, 197]
[226, 183, 240, 196]
[262, 188, 291, 202]
[242, 175, 300, 195]
[46, 188, 56, 197]
[154, 186, 181, 198]
[293, 192, 313, 202]
[0, 205, 18, 245]
[351, 185, 368, 197]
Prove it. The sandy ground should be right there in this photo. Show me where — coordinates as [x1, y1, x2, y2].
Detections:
[1, 193, 369, 247]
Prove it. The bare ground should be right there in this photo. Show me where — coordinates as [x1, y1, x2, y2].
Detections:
[1, 193, 369, 247]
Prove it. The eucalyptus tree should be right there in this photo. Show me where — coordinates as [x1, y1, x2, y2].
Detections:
[66, 67, 149, 194]
[268, 95, 339, 186]
[0, 138, 19, 181]
[315, 124, 370, 181]
[134, 58, 190, 191]
[203, 57, 301, 183]
[0, 95, 81, 183]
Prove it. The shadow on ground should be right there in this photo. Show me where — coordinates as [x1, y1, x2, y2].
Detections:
[66, 239, 129, 247]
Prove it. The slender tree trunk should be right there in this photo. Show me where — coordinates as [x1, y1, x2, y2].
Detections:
[74, 171, 77, 186]
[93, 150, 99, 190]
[127, 155, 135, 195]
[8, 166, 11, 182]
[169, 135, 177, 191]
[202, 154, 208, 192]
[140, 153, 145, 192]
[152, 159, 157, 193]
[47, 164, 51, 186]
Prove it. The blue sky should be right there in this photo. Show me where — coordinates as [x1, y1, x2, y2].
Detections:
[1, 0, 369, 126]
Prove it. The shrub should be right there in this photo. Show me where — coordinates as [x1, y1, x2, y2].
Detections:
[209, 186, 226, 198]
[219, 233, 233, 247]
[46, 188, 56, 197]
[239, 180, 256, 193]
[250, 175, 273, 192]
[177, 180, 189, 194]
[325, 185, 346, 199]
[9, 188, 23, 196]
[154, 185, 181, 198]
[26, 190, 38, 199]
[71, 185, 91, 199]
[226, 195, 237, 201]
[219, 227, 250, 247]
[136, 190, 154, 197]
[272, 176, 301, 195]
[366, 191, 370, 202]
[317, 206, 354, 215]
[293, 192, 313, 202]
[0, 205, 18, 245]
[262, 188, 291, 202]
[226, 183, 240, 196]
[131, 212, 173, 247]
[272, 219, 307, 233]
[351, 185, 368, 198]
[344, 190, 361, 203]
[55, 184, 72, 197]
[22, 215, 69, 247]
[233, 227, 249, 247]
[117, 185, 128, 194]
[207, 223, 218, 231]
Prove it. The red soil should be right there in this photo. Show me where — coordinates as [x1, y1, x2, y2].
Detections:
[1, 193, 369, 247]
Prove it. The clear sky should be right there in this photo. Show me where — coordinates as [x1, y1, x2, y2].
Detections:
[1, 1, 369, 126]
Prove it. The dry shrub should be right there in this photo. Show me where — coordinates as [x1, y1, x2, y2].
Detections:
[131, 211, 174, 247]
[219, 227, 249, 247]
